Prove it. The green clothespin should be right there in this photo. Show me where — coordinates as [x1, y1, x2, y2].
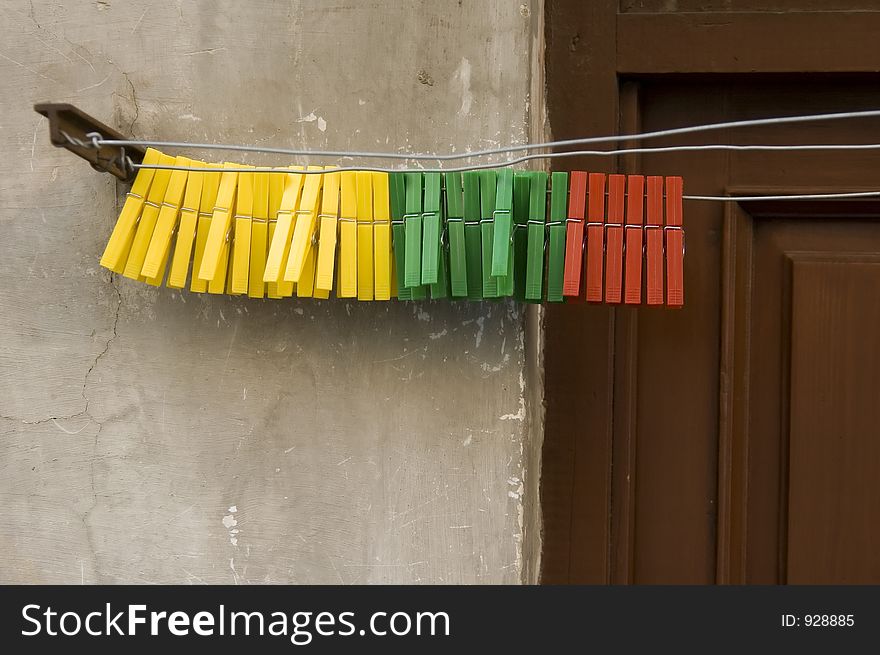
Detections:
[404, 172, 423, 288]
[492, 168, 514, 296]
[480, 170, 498, 298]
[512, 171, 531, 301]
[462, 171, 483, 300]
[421, 173, 441, 285]
[390, 173, 411, 300]
[546, 171, 568, 302]
[430, 176, 450, 299]
[445, 172, 467, 297]
[525, 171, 547, 302]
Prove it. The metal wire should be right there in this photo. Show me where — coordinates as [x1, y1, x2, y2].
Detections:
[684, 191, 880, 201]
[90, 108, 880, 162]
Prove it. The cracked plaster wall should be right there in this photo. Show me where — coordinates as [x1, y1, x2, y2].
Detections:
[0, 1, 543, 584]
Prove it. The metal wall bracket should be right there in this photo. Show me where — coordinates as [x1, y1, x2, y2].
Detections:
[33, 102, 146, 181]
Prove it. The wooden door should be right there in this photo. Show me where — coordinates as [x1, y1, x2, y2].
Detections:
[541, 1, 880, 584]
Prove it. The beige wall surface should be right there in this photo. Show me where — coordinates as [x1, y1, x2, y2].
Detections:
[0, 0, 542, 584]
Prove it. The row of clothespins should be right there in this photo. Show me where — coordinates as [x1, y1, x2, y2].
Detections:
[100, 147, 684, 305]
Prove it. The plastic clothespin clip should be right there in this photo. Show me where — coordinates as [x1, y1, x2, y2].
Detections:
[403, 172, 423, 289]
[604, 174, 626, 304]
[430, 179, 450, 299]
[665, 176, 684, 308]
[491, 168, 514, 296]
[525, 171, 548, 302]
[445, 172, 467, 298]
[562, 171, 587, 297]
[285, 166, 324, 287]
[624, 175, 645, 305]
[265, 170, 286, 298]
[421, 173, 442, 286]
[141, 155, 192, 284]
[247, 171, 270, 298]
[263, 167, 305, 291]
[645, 175, 664, 305]
[389, 173, 410, 300]
[100, 147, 163, 273]
[190, 164, 222, 293]
[512, 171, 531, 301]
[337, 171, 358, 298]
[479, 170, 499, 298]
[167, 160, 206, 289]
[314, 168, 341, 298]
[121, 152, 177, 280]
[198, 162, 239, 284]
[546, 171, 568, 303]
[373, 172, 392, 301]
[585, 172, 606, 303]
[356, 171, 374, 301]
[229, 168, 255, 294]
[462, 171, 483, 300]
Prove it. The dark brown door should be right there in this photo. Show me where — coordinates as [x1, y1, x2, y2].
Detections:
[541, 2, 880, 584]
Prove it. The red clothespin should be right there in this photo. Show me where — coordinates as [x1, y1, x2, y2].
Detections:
[645, 176, 664, 305]
[563, 171, 587, 298]
[585, 173, 605, 303]
[665, 176, 684, 307]
[604, 174, 625, 303]
[624, 175, 645, 305]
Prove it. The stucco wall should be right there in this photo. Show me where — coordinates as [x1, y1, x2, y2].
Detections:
[0, 0, 542, 583]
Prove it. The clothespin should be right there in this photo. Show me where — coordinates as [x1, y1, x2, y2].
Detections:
[198, 162, 239, 284]
[263, 167, 304, 289]
[462, 171, 483, 300]
[491, 168, 514, 297]
[444, 172, 467, 297]
[546, 171, 568, 303]
[167, 160, 206, 289]
[665, 176, 684, 307]
[314, 168, 340, 297]
[337, 171, 358, 298]
[624, 175, 645, 305]
[285, 167, 324, 287]
[141, 155, 192, 281]
[421, 172, 441, 286]
[512, 171, 531, 301]
[388, 173, 408, 300]
[121, 152, 177, 280]
[230, 168, 255, 294]
[525, 171, 548, 302]
[100, 147, 163, 273]
[373, 172, 392, 301]
[264, 170, 285, 298]
[356, 171, 374, 301]
[190, 164, 222, 293]
[480, 170, 498, 298]
[403, 172, 423, 289]
[206, 227, 230, 295]
[562, 171, 587, 297]
[645, 175, 664, 305]
[585, 173, 606, 302]
[247, 171, 270, 298]
[604, 174, 626, 303]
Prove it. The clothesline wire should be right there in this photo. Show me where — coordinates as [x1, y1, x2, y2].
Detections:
[93, 108, 880, 161]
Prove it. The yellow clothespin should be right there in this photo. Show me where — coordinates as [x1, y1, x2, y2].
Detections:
[356, 171, 374, 301]
[230, 167, 255, 294]
[190, 164, 222, 293]
[100, 147, 163, 273]
[372, 172, 391, 301]
[263, 167, 305, 290]
[338, 171, 358, 298]
[167, 160, 206, 288]
[121, 152, 177, 280]
[314, 167, 340, 297]
[284, 166, 324, 284]
[141, 155, 191, 280]
[198, 163, 239, 283]
[248, 171, 270, 298]
[265, 170, 285, 298]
